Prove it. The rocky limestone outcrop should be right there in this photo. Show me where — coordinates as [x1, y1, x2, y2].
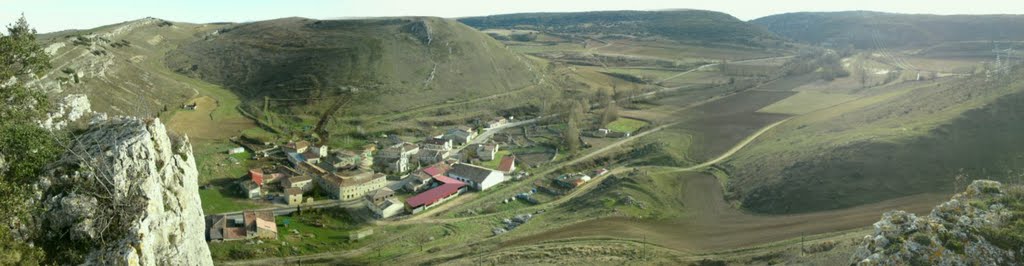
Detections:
[40, 94, 94, 131]
[851, 180, 1022, 265]
[35, 117, 212, 265]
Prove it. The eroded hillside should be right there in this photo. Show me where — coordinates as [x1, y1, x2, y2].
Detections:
[33, 18, 230, 117]
[166, 17, 542, 115]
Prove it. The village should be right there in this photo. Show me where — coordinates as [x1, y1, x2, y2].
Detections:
[204, 115, 623, 243]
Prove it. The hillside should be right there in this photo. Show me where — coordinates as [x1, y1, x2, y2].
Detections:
[31, 18, 230, 116]
[724, 66, 1024, 214]
[459, 10, 778, 46]
[165, 17, 542, 115]
[752, 11, 1024, 48]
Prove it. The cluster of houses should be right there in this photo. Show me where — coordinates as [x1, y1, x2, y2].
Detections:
[211, 120, 526, 242]
[238, 139, 383, 205]
[368, 159, 515, 218]
[230, 119, 520, 209]
[205, 210, 277, 242]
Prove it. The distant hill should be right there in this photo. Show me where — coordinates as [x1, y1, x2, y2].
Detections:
[31, 18, 229, 116]
[166, 17, 541, 115]
[752, 11, 1024, 48]
[459, 10, 778, 46]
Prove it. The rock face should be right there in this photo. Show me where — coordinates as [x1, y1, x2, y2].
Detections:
[851, 180, 1022, 265]
[40, 94, 92, 131]
[36, 117, 212, 265]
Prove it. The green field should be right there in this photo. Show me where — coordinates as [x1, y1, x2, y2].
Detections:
[479, 150, 513, 169]
[193, 141, 254, 185]
[199, 187, 261, 214]
[606, 118, 648, 133]
[208, 207, 368, 261]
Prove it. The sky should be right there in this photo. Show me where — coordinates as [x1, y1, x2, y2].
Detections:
[3, 0, 1024, 33]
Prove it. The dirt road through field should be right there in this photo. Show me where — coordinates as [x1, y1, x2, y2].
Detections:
[507, 173, 948, 252]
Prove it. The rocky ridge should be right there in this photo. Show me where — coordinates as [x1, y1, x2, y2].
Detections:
[851, 180, 1023, 265]
[35, 116, 212, 265]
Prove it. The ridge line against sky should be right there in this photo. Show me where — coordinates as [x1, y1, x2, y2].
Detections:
[4, 0, 1024, 33]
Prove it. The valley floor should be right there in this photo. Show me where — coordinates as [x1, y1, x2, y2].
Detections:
[505, 172, 946, 252]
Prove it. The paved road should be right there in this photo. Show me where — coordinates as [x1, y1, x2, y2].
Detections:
[211, 199, 363, 219]
[451, 117, 542, 155]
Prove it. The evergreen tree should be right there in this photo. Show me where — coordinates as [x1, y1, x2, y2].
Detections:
[0, 15, 57, 264]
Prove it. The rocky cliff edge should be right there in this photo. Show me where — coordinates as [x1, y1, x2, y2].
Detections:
[852, 180, 1023, 265]
[35, 116, 212, 265]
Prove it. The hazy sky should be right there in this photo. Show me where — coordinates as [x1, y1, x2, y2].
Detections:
[4, 0, 1024, 33]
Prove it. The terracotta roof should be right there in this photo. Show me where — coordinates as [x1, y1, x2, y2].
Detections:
[433, 175, 462, 185]
[295, 141, 310, 150]
[422, 164, 450, 177]
[498, 156, 515, 172]
[223, 227, 247, 240]
[406, 182, 464, 208]
[256, 218, 277, 233]
[243, 211, 256, 228]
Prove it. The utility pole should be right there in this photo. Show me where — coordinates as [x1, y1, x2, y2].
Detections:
[800, 233, 805, 256]
[642, 234, 647, 260]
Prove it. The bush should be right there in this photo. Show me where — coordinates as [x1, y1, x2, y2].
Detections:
[802, 240, 837, 253]
[911, 233, 932, 246]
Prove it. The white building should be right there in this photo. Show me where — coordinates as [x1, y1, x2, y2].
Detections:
[447, 163, 504, 191]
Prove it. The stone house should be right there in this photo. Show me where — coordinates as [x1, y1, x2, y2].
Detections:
[282, 175, 313, 193]
[476, 143, 499, 161]
[240, 180, 261, 199]
[443, 126, 477, 145]
[243, 211, 277, 239]
[285, 187, 302, 206]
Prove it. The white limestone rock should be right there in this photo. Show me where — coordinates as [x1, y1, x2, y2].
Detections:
[850, 180, 1020, 265]
[40, 94, 92, 131]
[37, 117, 212, 266]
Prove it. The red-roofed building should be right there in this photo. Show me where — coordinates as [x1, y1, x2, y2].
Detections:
[406, 181, 466, 214]
[497, 155, 516, 173]
[422, 163, 450, 178]
[249, 168, 264, 186]
[432, 175, 461, 185]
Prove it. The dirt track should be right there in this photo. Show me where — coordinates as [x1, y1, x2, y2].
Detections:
[506, 172, 947, 252]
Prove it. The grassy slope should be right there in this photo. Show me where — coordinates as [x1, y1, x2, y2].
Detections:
[166, 17, 541, 116]
[35, 18, 231, 116]
[726, 70, 1024, 214]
